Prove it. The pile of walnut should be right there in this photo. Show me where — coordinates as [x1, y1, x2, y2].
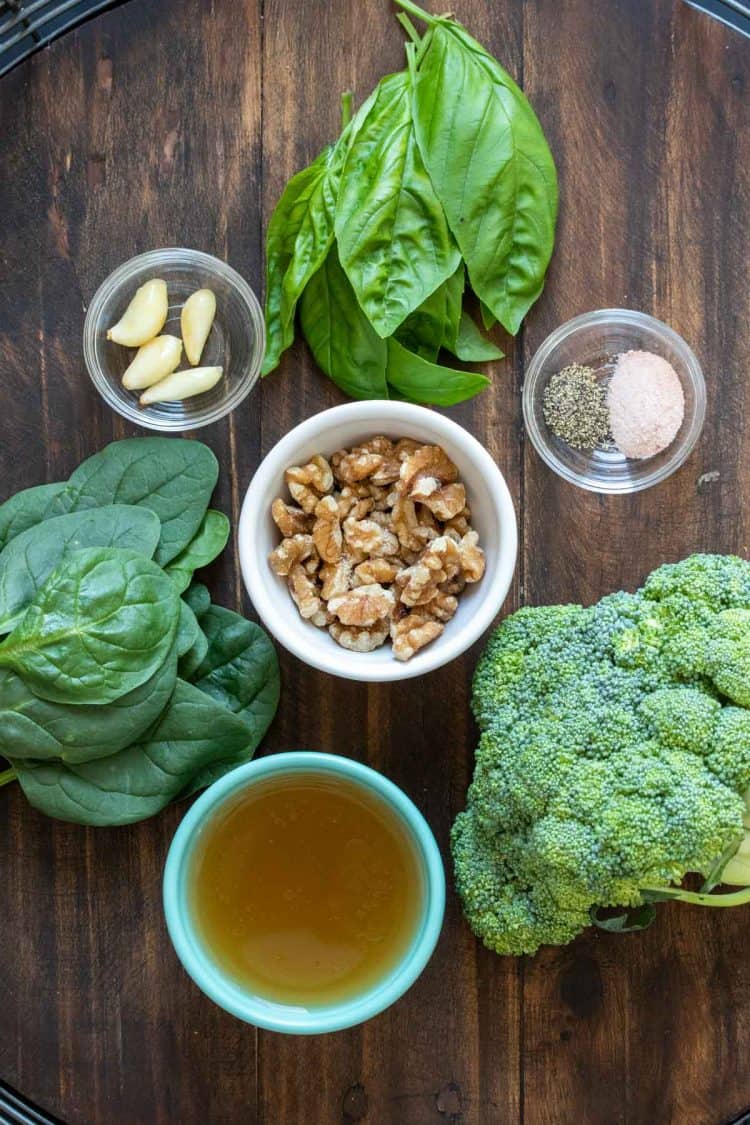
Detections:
[268, 437, 486, 661]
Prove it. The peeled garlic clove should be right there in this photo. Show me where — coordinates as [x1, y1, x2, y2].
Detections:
[139, 365, 223, 405]
[122, 335, 182, 390]
[107, 279, 168, 346]
[181, 288, 216, 365]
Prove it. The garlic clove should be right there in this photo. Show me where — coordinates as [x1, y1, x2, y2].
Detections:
[107, 279, 168, 347]
[181, 288, 217, 365]
[139, 365, 223, 405]
[122, 335, 183, 390]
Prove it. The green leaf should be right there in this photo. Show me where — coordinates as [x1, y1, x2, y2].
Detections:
[480, 301, 497, 331]
[189, 604, 280, 754]
[453, 310, 504, 362]
[0, 641, 178, 764]
[262, 130, 350, 376]
[411, 22, 557, 335]
[178, 625, 209, 681]
[183, 582, 211, 619]
[299, 247, 389, 399]
[386, 337, 490, 406]
[176, 599, 202, 658]
[46, 438, 218, 567]
[0, 548, 180, 704]
[336, 69, 460, 337]
[0, 482, 66, 552]
[10, 680, 255, 826]
[396, 263, 464, 362]
[166, 510, 230, 594]
[0, 505, 161, 634]
[590, 904, 658, 933]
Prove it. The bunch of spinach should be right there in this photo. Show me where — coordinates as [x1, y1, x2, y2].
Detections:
[0, 438, 280, 826]
[262, 0, 557, 404]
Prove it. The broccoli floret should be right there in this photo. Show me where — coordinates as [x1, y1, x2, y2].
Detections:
[453, 554, 750, 957]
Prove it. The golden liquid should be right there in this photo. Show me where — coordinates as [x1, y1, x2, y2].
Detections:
[190, 770, 424, 1006]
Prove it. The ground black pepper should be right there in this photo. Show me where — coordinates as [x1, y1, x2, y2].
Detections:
[542, 364, 611, 451]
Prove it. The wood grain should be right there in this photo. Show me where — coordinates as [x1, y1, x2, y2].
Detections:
[0, 0, 748, 1123]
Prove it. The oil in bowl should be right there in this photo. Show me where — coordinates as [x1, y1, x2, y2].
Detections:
[190, 771, 423, 1007]
[163, 753, 446, 1033]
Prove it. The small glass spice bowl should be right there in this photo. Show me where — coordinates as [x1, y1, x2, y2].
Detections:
[83, 248, 265, 432]
[523, 309, 706, 495]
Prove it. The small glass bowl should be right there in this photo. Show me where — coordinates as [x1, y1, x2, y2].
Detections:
[523, 309, 706, 494]
[83, 248, 265, 432]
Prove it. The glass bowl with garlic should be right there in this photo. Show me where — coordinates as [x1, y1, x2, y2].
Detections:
[84, 248, 265, 431]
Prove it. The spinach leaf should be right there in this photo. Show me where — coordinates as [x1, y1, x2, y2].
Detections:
[262, 130, 350, 376]
[0, 482, 66, 552]
[299, 247, 389, 399]
[190, 604, 280, 747]
[176, 600, 202, 658]
[0, 641, 178, 764]
[411, 21, 557, 334]
[386, 337, 490, 406]
[453, 311, 504, 362]
[46, 438, 218, 566]
[336, 68, 460, 338]
[0, 548, 180, 704]
[183, 581, 211, 619]
[165, 510, 230, 594]
[178, 625, 209, 681]
[395, 263, 464, 362]
[0, 505, 161, 634]
[10, 680, 256, 826]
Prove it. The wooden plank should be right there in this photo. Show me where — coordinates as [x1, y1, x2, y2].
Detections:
[522, 1, 750, 1123]
[0, 1, 263, 1122]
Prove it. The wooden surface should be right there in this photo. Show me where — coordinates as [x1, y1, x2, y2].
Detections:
[0, 1, 749, 1122]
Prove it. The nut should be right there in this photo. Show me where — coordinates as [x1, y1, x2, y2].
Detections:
[329, 621, 390, 653]
[391, 613, 445, 661]
[332, 449, 384, 484]
[268, 534, 314, 577]
[271, 498, 310, 537]
[288, 563, 330, 627]
[397, 536, 462, 607]
[459, 530, 486, 583]
[343, 515, 399, 558]
[352, 557, 401, 586]
[312, 495, 343, 564]
[398, 444, 458, 497]
[412, 480, 467, 521]
[285, 455, 334, 512]
[320, 558, 353, 600]
[328, 583, 396, 627]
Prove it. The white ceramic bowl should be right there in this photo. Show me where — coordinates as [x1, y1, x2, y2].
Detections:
[238, 401, 517, 682]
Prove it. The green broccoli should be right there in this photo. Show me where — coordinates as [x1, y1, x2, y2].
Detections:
[452, 554, 750, 957]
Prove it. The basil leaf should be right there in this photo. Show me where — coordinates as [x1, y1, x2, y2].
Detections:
[0, 641, 178, 764]
[10, 680, 255, 827]
[47, 438, 218, 566]
[262, 130, 350, 376]
[386, 337, 490, 406]
[412, 22, 557, 334]
[190, 604, 280, 739]
[0, 505, 161, 634]
[396, 263, 464, 362]
[0, 482, 66, 552]
[453, 311, 504, 362]
[480, 301, 497, 331]
[0, 548, 180, 704]
[183, 581, 211, 619]
[299, 247, 389, 399]
[336, 69, 460, 338]
[165, 509, 230, 594]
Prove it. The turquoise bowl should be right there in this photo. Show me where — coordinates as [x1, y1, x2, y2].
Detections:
[163, 751, 446, 1034]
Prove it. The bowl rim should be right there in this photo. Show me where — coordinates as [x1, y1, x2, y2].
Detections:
[83, 247, 265, 432]
[162, 751, 446, 1034]
[522, 307, 706, 495]
[238, 400, 518, 682]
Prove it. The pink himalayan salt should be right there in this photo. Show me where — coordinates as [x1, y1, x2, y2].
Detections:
[607, 350, 685, 459]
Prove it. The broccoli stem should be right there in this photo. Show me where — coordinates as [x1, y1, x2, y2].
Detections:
[0, 768, 17, 788]
[641, 884, 750, 908]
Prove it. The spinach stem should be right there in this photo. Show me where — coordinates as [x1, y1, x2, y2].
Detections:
[641, 883, 750, 907]
[340, 90, 353, 130]
[393, 0, 437, 25]
[396, 11, 422, 44]
[0, 767, 17, 788]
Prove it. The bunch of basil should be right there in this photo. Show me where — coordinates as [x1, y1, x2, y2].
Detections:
[0, 438, 279, 827]
[262, 0, 557, 405]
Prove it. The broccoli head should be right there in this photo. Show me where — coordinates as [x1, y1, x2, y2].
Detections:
[453, 553, 750, 957]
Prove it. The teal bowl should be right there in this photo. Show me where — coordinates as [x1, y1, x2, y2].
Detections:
[163, 751, 446, 1034]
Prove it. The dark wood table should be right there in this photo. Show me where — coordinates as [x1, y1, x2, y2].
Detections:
[1, 1, 749, 1122]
